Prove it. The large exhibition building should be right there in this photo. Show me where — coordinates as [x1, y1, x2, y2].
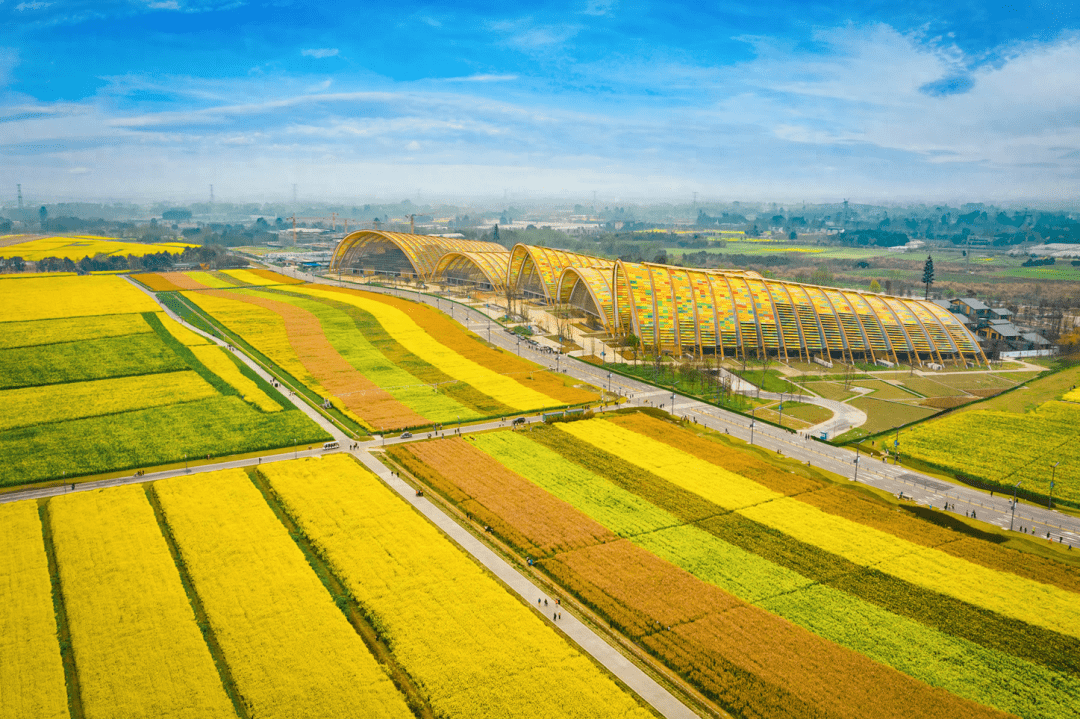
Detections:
[329, 230, 985, 365]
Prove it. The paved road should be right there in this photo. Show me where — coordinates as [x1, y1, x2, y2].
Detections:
[300, 271, 1080, 550]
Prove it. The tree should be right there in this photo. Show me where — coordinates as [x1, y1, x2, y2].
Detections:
[922, 255, 935, 299]
[492, 224, 500, 242]
[39, 205, 48, 230]
[869, 279, 883, 293]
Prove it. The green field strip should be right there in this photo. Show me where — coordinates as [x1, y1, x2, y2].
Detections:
[144, 486, 251, 719]
[241, 288, 482, 423]
[475, 427, 1080, 717]
[0, 396, 329, 487]
[0, 371, 220, 432]
[0, 313, 151, 350]
[0, 332, 186, 389]
[144, 311, 240, 399]
[270, 286, 517, 417]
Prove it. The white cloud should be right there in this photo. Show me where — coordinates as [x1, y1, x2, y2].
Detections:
[147, 1, 181, 10]
[406, 140, 421, 151]
[15, 1, 51, 10]
[69, 166, 90, 174]
[717, 25, 1080, 174]
[301, 48, 339, 59]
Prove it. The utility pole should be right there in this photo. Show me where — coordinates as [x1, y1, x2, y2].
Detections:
[1050, 462, 1060, 509]
[17, 184, 22, 209]
[853, 445, 860, 482]
[1010, 481, 1021, 531]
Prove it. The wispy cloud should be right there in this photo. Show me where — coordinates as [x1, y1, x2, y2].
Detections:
[301, 48, 339, 59]
[15, 1, 52, 11]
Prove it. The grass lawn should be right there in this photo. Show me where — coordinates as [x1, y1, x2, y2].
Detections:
[836, 397, 939, 441]
[799, 380, 860, 402]
[893, 376, 966, 398]
[755, 400, 834, 429]
[851, 379, 923, 400]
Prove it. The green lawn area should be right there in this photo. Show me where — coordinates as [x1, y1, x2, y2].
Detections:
[799, 380, 860, 402]
[851, 379, 923, 401]
[733, 367, 800, 394]
[893, 376, 966, 398]
[931, 372, 1021, 391]
[836, 397, 939, 441]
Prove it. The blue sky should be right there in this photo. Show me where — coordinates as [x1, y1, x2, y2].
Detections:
[2, 1, 1079, 204]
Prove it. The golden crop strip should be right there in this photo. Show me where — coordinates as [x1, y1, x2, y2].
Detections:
[0, 313, 150, 350]
[220, 269, 292, 286]
[0, 371, 219, 432]
[0, 502, 68, 719]
[0, 236, 197, 261]
[559, 420, 1080, 641]
[0, 275, 160, 322]
[160, 313, 209, 345]
[153, 468, 413, 719]
[189, 345, 282, 411]
[49, 485, 234, 719]
[284, 285, 557, 411]
[182, 289, 327, 390]
[186, 272, 237, 288]
[262, 454, 653, 719]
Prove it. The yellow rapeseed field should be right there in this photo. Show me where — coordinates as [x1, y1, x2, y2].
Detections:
[0, 313, 150, 349]
[153, 469, 413, 719]
[557, 419, 777, 510]
[49, 485, 234, 719]
[182, 289, 367, 426]
[189, 345, 282, 411]
[740, 496, 1080, 641]
[263, 454, 653, 719]
[284, 285, 556, 411]
[0, 371, 219, 431]
[562, 418, 1080, 642]
[0, 236, 196, 261]
[182, 289, 326, 393]
[0, 275, 159, 322]
[160, 314, 208, 346]
[186, 271, 236, 289]
[0, 502, 69, 719]
[220, 269, 295, 286]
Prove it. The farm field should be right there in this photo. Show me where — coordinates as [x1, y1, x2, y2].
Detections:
[166, 275, 598, 431]
[132, 268, 302, 291]
[0, 274, 326, 487]
[900, 365, 1080, 507]
[388, 410, 1080, 719]
[0, 235, 196, 261]
[0, 456, 654, 718]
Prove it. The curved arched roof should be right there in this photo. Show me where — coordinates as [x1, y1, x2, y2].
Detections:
[611, 261, 984, 364]
[556, 266, 616, 327]
[431, 251, 511, 292]
[330, 230, 506, 279]
[507, 244, 615, 303]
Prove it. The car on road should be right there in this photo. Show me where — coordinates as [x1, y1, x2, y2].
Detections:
[400, 431, 413, 439]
